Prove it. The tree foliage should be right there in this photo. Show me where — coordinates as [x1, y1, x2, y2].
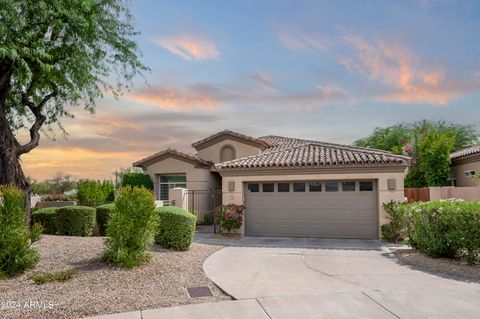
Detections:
[121, 172, 153, 190]
[29, 172, 77, 195]
[1, 0, 146, 130]
[354, 120, 478, 154]
[0, 0, 146, 197]
[355, 120, 479, 187]
[77, 179, 114, 203]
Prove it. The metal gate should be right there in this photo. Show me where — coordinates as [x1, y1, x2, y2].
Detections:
[186, 189, 222, 233]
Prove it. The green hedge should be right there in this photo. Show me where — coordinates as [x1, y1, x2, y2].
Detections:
[155, 206, 197, 251]
[96, 204, 115, 236]
[56, 206, 96, 236]
[121, 173, 153, 190]
[408, 200, 480, 264]
[31, 207, 57, 234]
[382, 200, 480, 264]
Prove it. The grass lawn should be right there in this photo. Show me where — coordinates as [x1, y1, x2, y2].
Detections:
[0, 235, 230, 319]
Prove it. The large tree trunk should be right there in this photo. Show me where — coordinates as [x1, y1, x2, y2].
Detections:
[0, 63, 32, 221]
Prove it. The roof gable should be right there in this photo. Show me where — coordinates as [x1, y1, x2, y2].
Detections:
[192, 130, 270, 151]
[133, 148, 212, 169]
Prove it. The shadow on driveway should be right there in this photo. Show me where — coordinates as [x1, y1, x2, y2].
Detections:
[194, 233, 384, 251]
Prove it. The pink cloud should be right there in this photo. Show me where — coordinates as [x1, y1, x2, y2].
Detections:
[340, 34, 473, 105]
[127, 87, 218, 111]
[151, 35, 220, 61]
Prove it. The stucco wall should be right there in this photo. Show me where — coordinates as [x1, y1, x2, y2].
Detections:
[220, 170, 406, 237]
[429, 186, 480, 201]
[144, 157, 211, 199]
[197, 138, 262, 164]
[451, 161, 480, 187]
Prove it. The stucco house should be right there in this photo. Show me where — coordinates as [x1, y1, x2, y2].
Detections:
[133, 130, 410, 239]
[450, 145, 480, 187]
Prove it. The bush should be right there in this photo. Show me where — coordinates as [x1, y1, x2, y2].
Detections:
[0, 185, 39, 278]
[31, 269, 77, 285]
[56, 206, 96, 236]
[41, 194, 76, 202]
[407, 200, 480, 264]
[77, 179, 114, 204]
[103, 187, 158, 267]
[31, 207, 57, 234]
[121, 173, 153, 191]
[155, 206, 196, 251]
[203, 213, 214, 225]
[218, 204, 244, 233]
[96, 203, 115, 236]
[380, 201, 408, 243]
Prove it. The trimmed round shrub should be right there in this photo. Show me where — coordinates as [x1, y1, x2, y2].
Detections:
[56, 206, 96, 236]
[121, 173, 153, 191]
[96, 203, 115, 236]
[103, 186, 158, 268]
[0, 185, 39, 278]
[31, 207, 57, 234]
[155, 206, 197, 251]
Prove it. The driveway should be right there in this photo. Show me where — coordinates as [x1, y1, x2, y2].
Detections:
[202, 237, 480, 318]
[86, 237, 480, 319]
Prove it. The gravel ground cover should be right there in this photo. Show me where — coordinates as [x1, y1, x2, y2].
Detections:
[0, 235, 230, 319]
[393, 249, 480, 283]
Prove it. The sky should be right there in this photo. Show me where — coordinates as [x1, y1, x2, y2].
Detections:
[21, 0, 480, 180]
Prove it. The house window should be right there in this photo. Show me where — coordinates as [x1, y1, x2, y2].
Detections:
[278, 183, 290, 192]
[342, 182, 356, 192]
[359, 181, 373, 191]
[309, 182, 322, 192]
[262, 183, 274, 192]
[293, 183, 305, 192]
[159, 174, 186, 200]
[325, 181, 338, 192]
[220, 145, 236, 162]
[247, 183, 259, 192]
[464, 170, 476, 177]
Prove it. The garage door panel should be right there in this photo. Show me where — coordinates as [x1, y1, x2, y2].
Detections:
[245, 181, 378, 239]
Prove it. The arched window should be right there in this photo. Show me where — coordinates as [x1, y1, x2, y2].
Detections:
[220, 145, 236, 162]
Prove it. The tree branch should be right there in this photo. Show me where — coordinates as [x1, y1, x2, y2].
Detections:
[17, 91, 57, 155]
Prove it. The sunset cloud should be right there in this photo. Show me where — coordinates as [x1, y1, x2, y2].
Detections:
[250, 71, 276, 93]
[151, 35, 220, 61]
[277, 32, 332, 53]
[339, 34, 473, 105]
[127, 86, 218, 111]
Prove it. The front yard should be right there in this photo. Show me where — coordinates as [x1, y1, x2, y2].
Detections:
[0, 235, 230, 319]
[393, 248, 480, 283]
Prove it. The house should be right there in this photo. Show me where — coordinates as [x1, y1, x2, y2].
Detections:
[450, 145, 480, 187]
[133, 130, 410, 239]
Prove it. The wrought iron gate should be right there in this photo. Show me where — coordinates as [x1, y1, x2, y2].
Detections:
[186, 189, 222, 233]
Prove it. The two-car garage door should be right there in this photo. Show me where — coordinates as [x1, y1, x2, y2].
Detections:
[245, 180, 378, 239]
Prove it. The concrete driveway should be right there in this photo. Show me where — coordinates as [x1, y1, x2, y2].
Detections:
[86, 237, 480, 319]
[202, 237, 480, 318]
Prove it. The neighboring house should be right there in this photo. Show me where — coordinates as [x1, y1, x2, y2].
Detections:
[450, 145, 480, 187]
[133, 130, 409, 239]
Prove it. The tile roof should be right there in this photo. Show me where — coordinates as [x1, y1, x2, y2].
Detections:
[451, 144, 480, 159]
[133, 148, 212, 168]
[217, 136, 409, 169]
[192, 130, 270, 149]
